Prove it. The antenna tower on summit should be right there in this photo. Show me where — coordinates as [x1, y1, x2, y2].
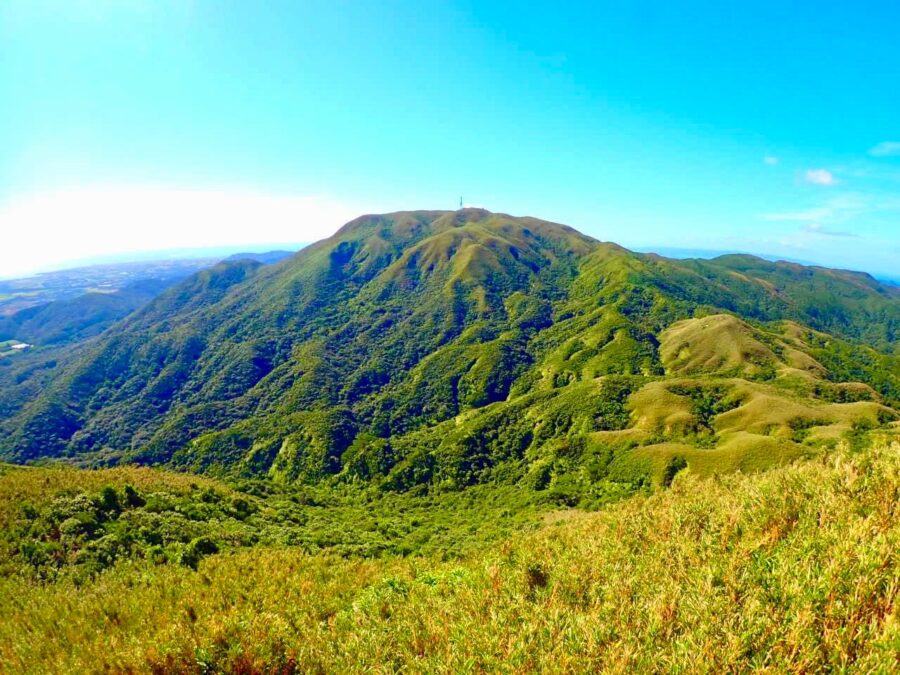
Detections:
[459, 196, 463, 209]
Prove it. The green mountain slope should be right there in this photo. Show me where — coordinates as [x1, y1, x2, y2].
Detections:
[1, 210, 897, 499]
[670, 254, 899, 352]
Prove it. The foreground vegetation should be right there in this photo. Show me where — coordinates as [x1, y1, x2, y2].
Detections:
[0, 463, 550, 583]
[1, 441, 897, 673]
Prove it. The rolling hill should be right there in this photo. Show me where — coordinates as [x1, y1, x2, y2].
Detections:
[0, 209, 897, 502]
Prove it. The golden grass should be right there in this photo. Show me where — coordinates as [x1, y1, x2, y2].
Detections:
[627, 380, 695, 434]
[631, 432, 812, 482]
[659, 314, 840, 383]
[715, 390, 889, 438]
[1, 444, 898, 673]
[624, 374, 892, 439]
[659, 314, 780, 376]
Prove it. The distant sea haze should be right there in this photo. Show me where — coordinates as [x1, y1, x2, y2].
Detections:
[7, 243, 307, 279]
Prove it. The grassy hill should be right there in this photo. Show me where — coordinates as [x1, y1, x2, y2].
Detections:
[1, 209, 898, 506]
[1, 441, 896, 672]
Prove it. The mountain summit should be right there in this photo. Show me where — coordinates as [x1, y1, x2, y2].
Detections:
[2, 210, 898, 494]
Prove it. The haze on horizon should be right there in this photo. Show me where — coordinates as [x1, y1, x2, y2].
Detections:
[3, 1, 900, 278]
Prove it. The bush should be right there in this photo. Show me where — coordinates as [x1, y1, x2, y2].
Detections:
[179, 536, 219, 570]
[96, 486, 121, 514]
[661, 456, 688, 487]
[123, 485, 145, 508]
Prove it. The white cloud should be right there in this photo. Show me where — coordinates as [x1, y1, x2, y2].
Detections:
[0, 186, 367, 278]
[868, 141, 900, 157]
[763, 155, 779, 166]
[804, 169, 838, 186]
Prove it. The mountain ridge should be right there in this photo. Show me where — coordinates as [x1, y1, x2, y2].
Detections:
[1, 210, 897, 500]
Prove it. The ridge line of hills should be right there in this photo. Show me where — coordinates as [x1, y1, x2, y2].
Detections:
[0, 209, 897, 504]
[0, 250, 296, 346]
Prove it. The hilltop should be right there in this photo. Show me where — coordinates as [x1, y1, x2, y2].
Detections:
[0, 209, 897, 504]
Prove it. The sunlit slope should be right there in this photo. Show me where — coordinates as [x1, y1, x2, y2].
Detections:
[1, 209, 897, 494]
[2, 443, 897, 673]
[642, 252, 900, 353]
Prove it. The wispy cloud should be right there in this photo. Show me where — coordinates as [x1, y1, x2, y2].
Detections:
[760, 193, 871, 225]
[868, 141, 900, 157]
[804, 169, 838, 186]
[761, 207, 832, 222]
[763, 155, 779, 166]
[802, 223, 858, 238]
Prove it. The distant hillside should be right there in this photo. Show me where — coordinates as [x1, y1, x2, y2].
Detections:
[1, 209, 897, 502]
[0, 258, 221, 317]
[224, 250, 297, 265]
[0, 278, 175, 347]
[0, 252, 297, 347]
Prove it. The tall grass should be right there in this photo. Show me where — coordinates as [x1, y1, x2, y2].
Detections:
[1, 444, 898, 673]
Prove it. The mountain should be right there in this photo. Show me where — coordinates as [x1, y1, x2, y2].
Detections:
[1, 209, 898, 500]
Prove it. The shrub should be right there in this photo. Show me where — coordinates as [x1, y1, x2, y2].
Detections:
[96, 486, 121, 514]
[179, 536, 219, 570]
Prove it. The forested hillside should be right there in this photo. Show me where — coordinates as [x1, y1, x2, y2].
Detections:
[1, 210, 898, 502]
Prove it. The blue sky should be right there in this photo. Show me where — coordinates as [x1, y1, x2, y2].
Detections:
[2, 1, 899, 278]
